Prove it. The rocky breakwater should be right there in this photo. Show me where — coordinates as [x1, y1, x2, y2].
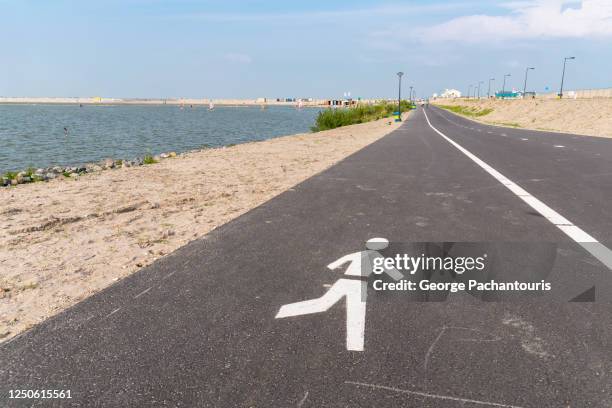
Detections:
[1, 152, 177, 187]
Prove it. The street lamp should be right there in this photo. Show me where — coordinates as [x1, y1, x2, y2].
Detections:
[477, 81, 483, 99]
[468, 84, 472, 99]
[409, 86, 413, 104]
[559, 57, 575, 98]
[502, 74, 511, 94]
[397, 72, 404, 121]
[488, 78, 495, 98]
[523, 67, 535, 96]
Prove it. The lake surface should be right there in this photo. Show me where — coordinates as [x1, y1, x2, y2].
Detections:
[0, 104, 322, 173]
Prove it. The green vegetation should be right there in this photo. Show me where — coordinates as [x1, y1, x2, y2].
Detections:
[62, 171, 72, 178]
[495, 122, 521, 128]
[437, 105, 494, 118]
[311, 101, 412, 132]
[3, 171, 17, 180]
[143, 154, 157, 165]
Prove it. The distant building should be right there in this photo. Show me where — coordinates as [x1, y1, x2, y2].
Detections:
[495, 91, 520, 99]
[440, 89, 462, 98]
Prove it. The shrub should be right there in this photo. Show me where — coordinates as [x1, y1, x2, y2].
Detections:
[311, 101, 412, 132]
[143, 154, 157, 165]
[3, 171, 17, 180]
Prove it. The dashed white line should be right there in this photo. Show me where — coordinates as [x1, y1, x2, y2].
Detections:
[106, 308, 121, 318]
[345, 381, 525, 408]
[134, 287, 152, 299]
[423, 109, 612, 270]
[161, 271, 176, 280]
[520, 138, 528, 141]
[554, 145, 565, 148]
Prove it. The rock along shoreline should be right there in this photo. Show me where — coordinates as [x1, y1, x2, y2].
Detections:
[1, 151, 182, 187]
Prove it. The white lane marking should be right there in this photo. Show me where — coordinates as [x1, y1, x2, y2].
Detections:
[520, 138, 528, 141]
[134, 287, 152, 299]
[161, 271, 175, 280]
[106, 307, 121, 318]
[501, 133, 507, 137]
[554, 145, 565, 148]
[345, 381, 525, 408]
[424, 109, 612, 270]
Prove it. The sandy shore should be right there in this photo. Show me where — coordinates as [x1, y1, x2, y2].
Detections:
[432, 98, 612, 138]
[0, 115, 406, 343]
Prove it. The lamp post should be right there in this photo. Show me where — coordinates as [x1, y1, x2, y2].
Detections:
[488, 78, 494, 98]
[468, 85, 472, 99]
[559, 57, 575, 98]
[409, 86, 413, 104]
[477, 81, 483, 99]
[397, 72, 404, 121]
[502, 74, 511, 94]
[523, 67, 535, 96]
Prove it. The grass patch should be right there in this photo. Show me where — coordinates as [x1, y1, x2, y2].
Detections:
[438, 105, 494, 117]
[3, 171, 17, 180]
[143, 154, 157, 165]
[494, 122, 521, 128]
[311, 101, 411, 132]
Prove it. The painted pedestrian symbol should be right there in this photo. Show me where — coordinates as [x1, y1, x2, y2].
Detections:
[275, 238, 403, 351]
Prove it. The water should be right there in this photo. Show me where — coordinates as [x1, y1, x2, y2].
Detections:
[0, 104, 322, 173]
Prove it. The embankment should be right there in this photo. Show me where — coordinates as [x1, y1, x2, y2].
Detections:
[432, 98, 612, 138]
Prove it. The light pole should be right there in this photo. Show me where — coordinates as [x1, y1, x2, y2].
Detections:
[488, 78, 494, 98]
[409, 86, 413, 104]
[559, 57, 575, 98]
[477, 81, 483, 99]
[397, 72, 404, 121]
[523, 67, 535, 96]
[502, 74, 511, 94]
[468, 85, 472, 99]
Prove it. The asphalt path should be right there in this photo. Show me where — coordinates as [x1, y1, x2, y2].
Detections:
[1, 106, 611, 407]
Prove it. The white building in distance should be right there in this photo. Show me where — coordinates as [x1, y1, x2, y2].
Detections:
[440, 88, 462, 98]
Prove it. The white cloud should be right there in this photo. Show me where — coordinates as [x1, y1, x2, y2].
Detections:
[224, 53, 252, 64]
[419, 0, 612, 43]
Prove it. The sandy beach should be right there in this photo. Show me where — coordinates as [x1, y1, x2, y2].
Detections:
[0, 115, 406, 343]
[432, 98, 612, 138]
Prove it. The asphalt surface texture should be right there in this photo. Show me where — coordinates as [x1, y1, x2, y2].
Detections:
[1, 105, 611, 407]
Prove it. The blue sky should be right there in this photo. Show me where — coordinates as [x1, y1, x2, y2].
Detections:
[1, 0, 611, 98]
